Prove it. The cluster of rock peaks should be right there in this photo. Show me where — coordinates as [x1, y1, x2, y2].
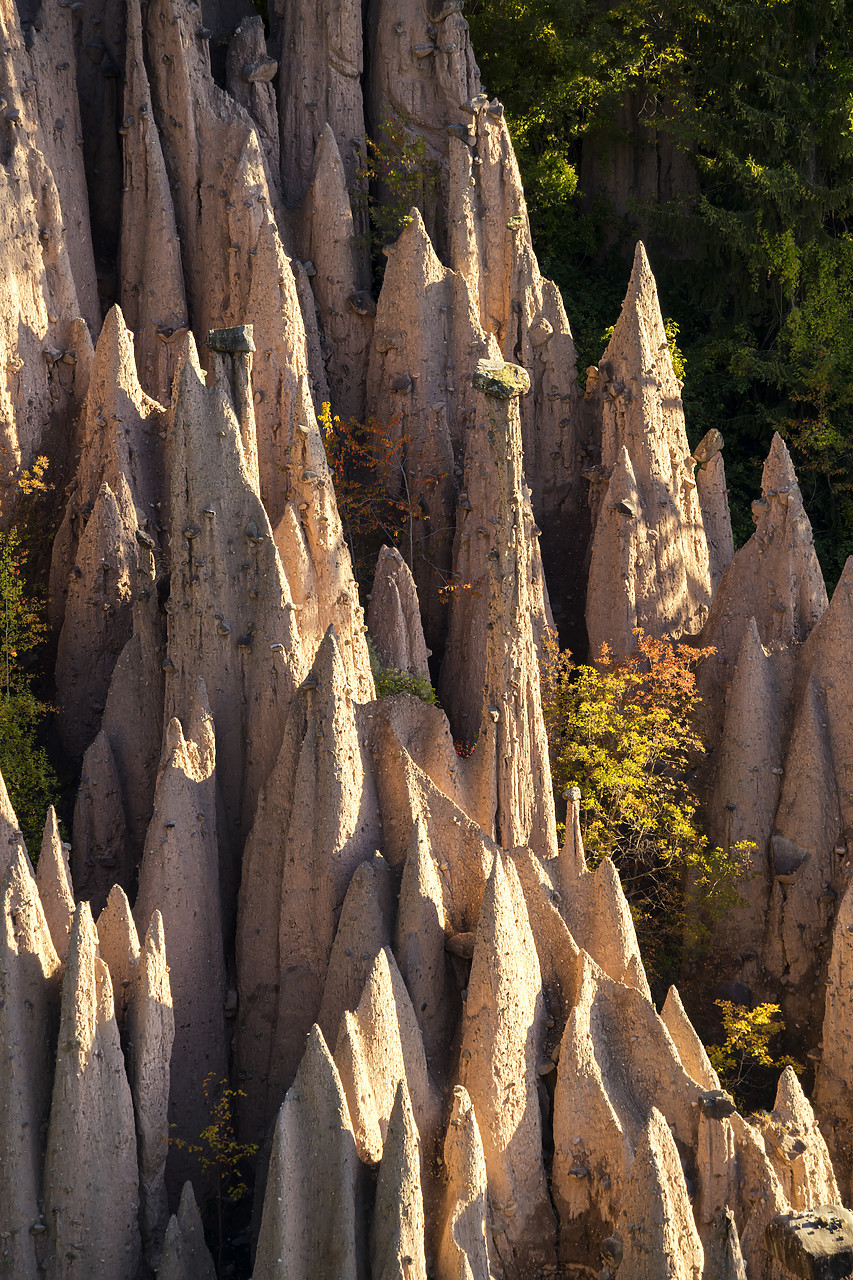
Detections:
[2, 0, 853, 1275]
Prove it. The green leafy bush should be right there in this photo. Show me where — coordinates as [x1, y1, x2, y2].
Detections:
[0, 523, 58, 854]
[0, 687, 56, 853]
[367, 636, 438, 705]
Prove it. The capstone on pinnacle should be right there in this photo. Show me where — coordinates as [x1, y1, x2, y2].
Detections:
[205, 325, 256, 354]
[472, 358, 530, 399]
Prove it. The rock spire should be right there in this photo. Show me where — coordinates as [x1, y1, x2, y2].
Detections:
[816, 871, 853, 1200]
[156, 1181, 217, 1280]
[446, 107, 585, 644]
[458, 853, 557, 1273]
[303, 124, 372, 422]
[370, 1079, 428, 1280]
[43, 902, 140, 1279]
[133, 699, 227, 1182]
[617, 1108, 704, 1280]
[96, 882, 141, 1025]
[235, 626, 381, 1144]
[764, 555, 853, 1032]
[366, 207, 490, 655]
[333, 944, 438, 1166]
[367, 544, 431, 680]
[437, 1085, 493, 1280]
[34, 807, 74, 960]
[585, 242, 713, 658]
[276, 0, 365, 204]
[0, 766, 25, 879]
[441, 358, 557, 857]
[0, 848, 61, 1279]
[119, 0, 188, 405]
[253, 1025, 363, 1280]
[0, 0, 92, 513]
[164, 333, 305, 890]
[697, 431, 827, 742]
[128, 908, 175, 1269]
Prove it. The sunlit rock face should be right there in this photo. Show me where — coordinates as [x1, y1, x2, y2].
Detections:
[1, 2, 851, 1274]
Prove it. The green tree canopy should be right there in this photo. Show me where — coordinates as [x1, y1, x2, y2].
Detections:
[468, 0, 853, 577]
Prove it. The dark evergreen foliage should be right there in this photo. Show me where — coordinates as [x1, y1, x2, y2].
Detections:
[468, 0, 853, 579]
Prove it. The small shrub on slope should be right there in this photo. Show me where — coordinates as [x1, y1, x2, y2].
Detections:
[367, 635, 437, 706]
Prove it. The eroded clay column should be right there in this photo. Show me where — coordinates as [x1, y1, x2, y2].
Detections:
[206, 325, 260, 498]
[469, 358, 557, 858]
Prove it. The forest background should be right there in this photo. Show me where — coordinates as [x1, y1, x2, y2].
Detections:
[468, 0, 853, 584]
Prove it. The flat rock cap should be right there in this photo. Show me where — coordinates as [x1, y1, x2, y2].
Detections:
[764, 1206, 853, 1280]
[206, 324, 255, 353]
[472, 358, 530, 399]
[698, 1089, 736, 1120]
